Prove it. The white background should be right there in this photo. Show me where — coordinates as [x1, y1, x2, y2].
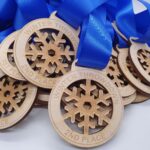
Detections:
[1, 0, 150, 150]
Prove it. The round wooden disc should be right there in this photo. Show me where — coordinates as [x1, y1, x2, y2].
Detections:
[132, 92, 150, 104]
[14, 14, 79, 89]
[106, 50, 135, 97]
[129, 41, 150, 84]
[49, 69, 123, 148]
[118, 49, 150, 95]
[123, 92, 137, 106]
[0, 31, 25, 80]
[0, 69, 37, 130]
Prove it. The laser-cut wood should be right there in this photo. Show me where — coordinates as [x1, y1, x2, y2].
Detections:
[0, 69, 37, 130]
[106, 50, 135, 97]
[14, 12, 79, 89]
[118, 48, 150, 95]
[129, 40, 150, 84]
[0, 31, 25, 80]
[49, 68, 123, 148]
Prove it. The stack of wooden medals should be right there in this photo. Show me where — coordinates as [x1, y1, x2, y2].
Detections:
[0, 12, 149, 148]
[0, 13, 78, 129]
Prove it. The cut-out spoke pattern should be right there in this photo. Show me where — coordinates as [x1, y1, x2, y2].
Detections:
[7, 45, 15, 67]
[25, 30, 75, 78]
[107, 56, 128, 87]
[62, 79, 113, 135]
[0, 76, 28, 117]
[126, 57, 139, 80]
[138, 49, 150, 75]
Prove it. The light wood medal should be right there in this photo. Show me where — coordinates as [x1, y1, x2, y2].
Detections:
[0, 69, 37, 130]
[14, 12, 79, 89]
[49, 67, 123, 148]
[129, 40, 150, 84]
[0, 31, 25, 80]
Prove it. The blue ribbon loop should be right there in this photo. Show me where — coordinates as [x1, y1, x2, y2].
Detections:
[14, 0, 53, 29]
[57, 0, 114, 69]
[115, 0, 150, 47]
[77, 6, 113, 69]
[0, 0, 150, 70]
[0, 0, 16, 29]
[0, 0, 56, 42]
[57, 0, 109, 29]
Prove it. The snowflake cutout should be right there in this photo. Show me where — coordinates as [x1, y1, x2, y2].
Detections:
[138, 49, 150, 75]
[62, 80, 112, 135]
[25, 30, 75, 77]
[107, 56, 128, 87]
[0, 76, 28, 117]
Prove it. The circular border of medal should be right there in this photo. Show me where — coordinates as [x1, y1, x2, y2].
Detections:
[0, 31, 25, 81]
[129, 41, 150, 84]
[106, 50, 136, 98]
[0, 70, 37, 130]
[118, 49, 150, 95]
[14, 18, 79, 89]
[48, 69, 123, 148]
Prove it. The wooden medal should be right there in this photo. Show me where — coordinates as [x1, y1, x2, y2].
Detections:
[14, 12, 79, 89]
[105, 50, 136, 98]
[49, 68, 123, 148]
[0, 69, 37, 130]
[0, 31, 25, 80]
[129, 40, 150, 84]
[118, 48, 150, 95]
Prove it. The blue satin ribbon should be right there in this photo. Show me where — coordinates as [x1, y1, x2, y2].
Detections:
[0, 0, 56, 42]
[115, 0, 150, 47]
[0, 27, 14, 42]
[57, 0, 109, 29]
[57, 0, 114, 69]
[0, 0, 150, 70]
[77, 6, 113, 69]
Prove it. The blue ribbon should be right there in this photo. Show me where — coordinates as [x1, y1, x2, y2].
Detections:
[0, 0, 57, 42]
[77, 6, 113, 69]
[14, 0, 49, 29]
[0, 0, 150, 70]
[0, 0, 16, 29]
[57, 0, 114, 69]
[0, 27, 14, 42]
[57, 0, 109, 29]
[115, 0, 150, 47]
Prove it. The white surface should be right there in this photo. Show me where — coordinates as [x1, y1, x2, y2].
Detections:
[0, 100, 150, 150]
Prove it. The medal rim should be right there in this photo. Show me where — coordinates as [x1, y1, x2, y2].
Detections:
[14, 18, 79, 89]
[129, 42, 150, 84]
[0, 70, 37, 130]
[48, 69, 123, 148]
[118, 49, 150, 95]
[0, 31, 25, 81]
[106, 51, 136, 97]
